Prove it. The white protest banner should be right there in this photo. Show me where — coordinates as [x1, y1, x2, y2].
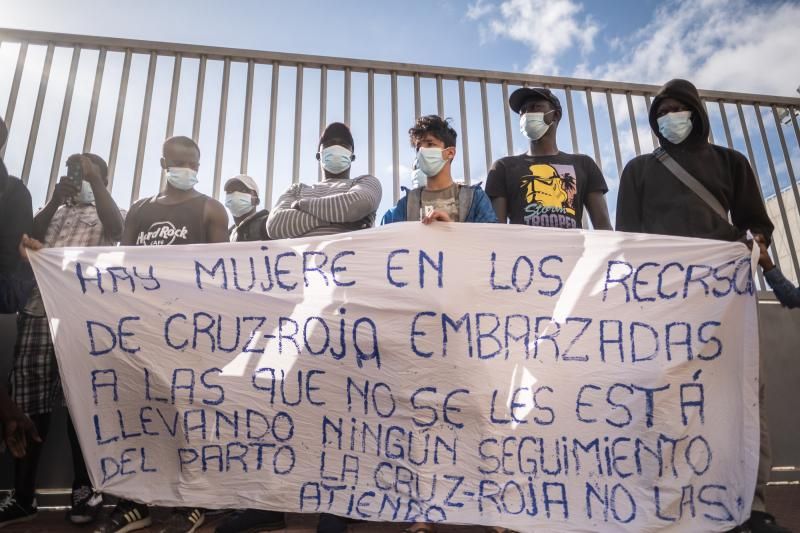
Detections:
[29, 223, 759, 532]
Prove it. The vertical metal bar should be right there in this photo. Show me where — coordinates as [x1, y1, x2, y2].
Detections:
[165, 53, 182, 139]
[436, 75, 444, 117]
[1, 42, 28, 157]
[565, 87, 579, 153]
[265, 62, 279, 209]
[502, 82, 513, 156]
[625, 92, 640, 156]
[772, 105, 800, 223]
[213, 57, 231, 199]
[46, 45, 80, 199]
[318, 65, 327, 182]
[605, 91, 623, 176]
[736, 102, 780, 280]
[644, 94, 659, 148]
[192, 55, 207, 141]
[704, 100, 715, 144]
[343, 67, 351, 127]
[130, 51, 157, 205]
[790, 107, 800, 151]
[718, 101, 733, 148]
[585, 89, 602, 172]
[83, 48, 106, 153]
[291, 64, 303, 183]
[368, 69, 375, 176]
[755, 104, 800, 279]
[160, 53, 181, 191]
[458, 77, 471, 184]
[240, 59, 255, 175]
[391, 72, 400, 202]
[106, 49, 133, 190]
[480, 79, 492, 172]
[21, 43, 55, 185]
[47, 46, 81, 198]
[413, 74, 421, 119]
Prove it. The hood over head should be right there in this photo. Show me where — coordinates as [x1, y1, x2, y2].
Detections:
[649, 78, 710, 148]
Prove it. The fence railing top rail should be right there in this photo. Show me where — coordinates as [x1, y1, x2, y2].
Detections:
[2, 27, 799, 107]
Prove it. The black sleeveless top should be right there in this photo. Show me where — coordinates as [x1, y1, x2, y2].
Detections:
[127, 194, 208, 246]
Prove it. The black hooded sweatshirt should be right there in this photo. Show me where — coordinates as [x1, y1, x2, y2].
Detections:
[616, 79, 774, 243]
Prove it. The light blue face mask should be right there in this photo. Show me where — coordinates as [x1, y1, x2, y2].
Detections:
[76, 181, 95, 204]
[319, 145, 353, 175]
[225, 192, 255, 217]
[520, 111, 554, 141]
[657, 111, 693, 144]
[166, 167, 198, 190]
[416, 147, 449, 177]
[411, 166, 426, 188]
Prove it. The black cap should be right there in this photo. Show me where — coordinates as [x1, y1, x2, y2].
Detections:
[319, 122, 354, 151]
[509, 87, 562, 115]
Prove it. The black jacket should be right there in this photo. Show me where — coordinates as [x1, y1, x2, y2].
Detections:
[0, 159, 35, 312]
[228, 209, 270, 242]
[616, 79, 774, 243]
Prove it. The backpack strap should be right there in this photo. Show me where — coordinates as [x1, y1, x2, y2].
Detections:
[653, 147, 728, 221]
[405, 187, 423, 222]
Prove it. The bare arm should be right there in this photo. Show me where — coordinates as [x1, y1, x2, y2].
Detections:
[585, 191, 612, 230]
[295, 176, 382, 223]
[204, 198, 230, 243]
[121, 202, 141, 245]
[266, 186, 326, 239]
[81, 158, 124, 242]
[490, 196, 508, 224]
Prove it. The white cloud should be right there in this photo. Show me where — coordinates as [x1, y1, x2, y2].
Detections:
[590, 0, 800, 96]
[466, 0, 495, 20]
[471, 0, 599, 75]
[472, 0, 800, 97]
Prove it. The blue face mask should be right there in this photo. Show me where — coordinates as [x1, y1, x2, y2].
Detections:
[657, 111, 693, 144]
[225, 191, 255, 217]
[416, 147, 450, 177]
[166, 167, 198, 190]
[319, 145, 353, 175]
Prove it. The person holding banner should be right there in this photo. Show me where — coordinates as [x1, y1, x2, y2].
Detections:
[266, 122, 382, 241]
[0, 115, 35, 313]
[382, 117, 501, 533]
[615, 79, 785, 533]
[485, 87, 612, 230]
[96, 136, 228, 533]
[1, 152, 124, 530]
[757, 237, 800, 309]
[267, 122, 381, 533]
[381, 115, 496, 225]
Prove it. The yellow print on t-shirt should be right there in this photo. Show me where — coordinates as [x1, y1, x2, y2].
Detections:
[520, 163, 577, 218]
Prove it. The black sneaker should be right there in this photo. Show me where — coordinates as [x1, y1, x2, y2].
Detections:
[0, 493, 37, 528]
[747, 511, 792, 533]
[214, 509, 286, 532]
[156, 507, 205, 533]
[68, 484, 104, 524]
[93, 500, 151, 533]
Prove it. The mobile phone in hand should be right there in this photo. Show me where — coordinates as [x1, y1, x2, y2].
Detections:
[66, 159, 83, 189]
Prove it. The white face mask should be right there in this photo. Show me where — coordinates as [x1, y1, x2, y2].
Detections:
[319, 145, 353, 175]
[411, 166, 426, 188]
[76, 181, 95, 204]
[225, 191, 255, 217]
[166, 167, 198, 191]
[520, 111, 554, 141]
[657, 111, 693, 144]
[416, 147, 449, 177]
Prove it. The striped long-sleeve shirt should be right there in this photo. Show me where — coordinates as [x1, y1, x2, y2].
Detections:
[266, 175, 382, 239]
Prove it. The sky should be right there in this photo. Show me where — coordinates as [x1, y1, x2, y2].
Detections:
[1, 0, 799, 219]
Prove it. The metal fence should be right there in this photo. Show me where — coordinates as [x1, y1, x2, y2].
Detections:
[1, 27, 799, 289]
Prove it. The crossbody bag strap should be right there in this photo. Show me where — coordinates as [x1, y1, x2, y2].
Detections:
[653, 146, 728, 221]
